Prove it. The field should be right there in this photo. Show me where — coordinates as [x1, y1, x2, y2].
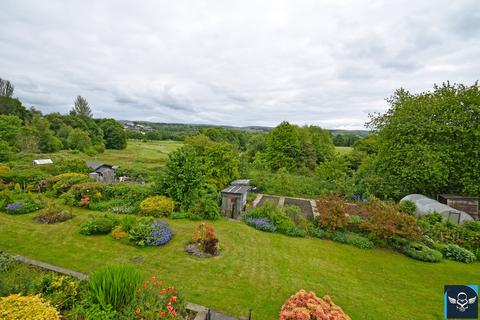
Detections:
[0, 208, 478, 320]
[334, 146, 353, 155]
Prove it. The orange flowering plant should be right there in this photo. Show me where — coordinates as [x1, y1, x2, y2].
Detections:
[121, 275, 186, 320]
[280, 290, 351, 320]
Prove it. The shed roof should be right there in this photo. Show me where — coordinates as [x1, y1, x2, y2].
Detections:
[231, 179, 250, 186]
[33, 159, 53, 165]
[86, 161, 113, 171]
[221, 185, 251, 194]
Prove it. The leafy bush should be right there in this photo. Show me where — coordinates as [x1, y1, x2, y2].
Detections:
[346, 233, 375, 249]
[245, 201, 296, 235]
[316, 195, 349, 231]
[30, 273, 80, 310]
[33, 204, 73, 224]
[111, 226, 129, 240]
[280, 289, 351, 320]
[71, 301, 117, 320]
[398, 200, 416, 215]
[89, 264, 143, 311]
[119, 276, 186, 319]
[332, 231, 348, 243]
[441, 244, 476, 263]
[360, 201, 421, 241]
[463, 220, 480, 232]
[285, 226, 306, 237]
[128, 219, 174, 247]
[0, 294, 60, 320]
[188, 197, 221, 220]
[103, 184, 152, 205]
[192, 223, 219, 255]
[79, 215, 118, 235]
[0, 251, 14, 272]
[308, 226, 327, 239]
[89, 199, 137, 215]
[67, 182, 105, 206]
[171, 211, 189, 219]
[139, 195, 175, 217]
[2, 193, 44, 215]
[396, 240, 443, 263]
[44, 172, 90, 196]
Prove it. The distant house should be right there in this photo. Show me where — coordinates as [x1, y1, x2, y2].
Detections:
[221, 179, 251, 219]
[86, 161, 117, 183]
[33, 159, 53, 165]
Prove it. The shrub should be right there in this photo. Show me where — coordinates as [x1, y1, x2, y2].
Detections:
[316, 195, 349, 231]
[398, 200, 416, 215]
[245, 201, 296, 234]
[118, 215, 137, 232]
[128, 219, 174, 247]
[345, 233, 375, 249]
[463, 220, 480, 232]
[280, 289, 351, 320]
[79, 215, 118, 235]
[30, 273, 80, 310]
[171, 211, 189, 219]
[397, 241, 442, 263]
[245, 217, 277, 232]
[188, 197, 221, 220]
[67, 182, 105, 206]
[89, 199, 137, 215]
[192, 223, 219, 255]
[441, 244, 476, 263]
[44, 173, 90, 196]
[103, 184, 153, 205]
[360, 201, 421, 241]
[111, 226, 129, 240]
[332, 231, 348, 243]
[139, 196, 175, 217]
[0, 251, 14, 272]
[89, 264, 143, 311]
[285, 226, 306, 237]
[0, 294, 60, 320]
[71, 301, 117, 320]
[33, 204, 73, 224]
[308, 226, 327, 239]
[119, 276, 186, 319]
[3, 193, 44, 215]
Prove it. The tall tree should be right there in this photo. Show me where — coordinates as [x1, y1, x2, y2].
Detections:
[0, 78, 14, 97]
[266, 121, 301, 171]
[100, 119, 127, 150]
[71, 95, 93, 118]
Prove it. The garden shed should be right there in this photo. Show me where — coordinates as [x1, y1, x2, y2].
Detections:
[221, 182, 251, 219]
[86, 161, 116, 183]
[401, 194, 474, 224]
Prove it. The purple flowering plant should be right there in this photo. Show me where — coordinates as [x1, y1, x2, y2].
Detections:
[128, 218, 174, 247]
[245, 217, 277, 232]
[146, 220, 174, 246]
[6, 203, 23, 213]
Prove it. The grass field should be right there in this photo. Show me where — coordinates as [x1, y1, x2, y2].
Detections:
[0, 209, 477, 319]
[18, 140, 183, 170]
[335, 146, 353, 155]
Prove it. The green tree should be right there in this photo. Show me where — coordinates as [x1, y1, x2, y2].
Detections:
[202, 142, 240, 188]
[16, 126, 39, 153]
[71, 95, 93, 118]
[0, 141, 14, 161]
[308, 126, 335, 163]
[32, 115, 63, 152]
[161, 147, 203, 209]
[0, 115, 22, 145]
[265, 121, 301, 170]
[0, 96, 29, 120]
[68, 128, 92, 152]
[100, 119, 127, 150]
[360, 82, 480, 199]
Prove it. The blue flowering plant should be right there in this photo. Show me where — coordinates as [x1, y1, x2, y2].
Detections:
[245, 217, 277, 232]
[3, 194, 44, 215]
[128, 218, 174, 247]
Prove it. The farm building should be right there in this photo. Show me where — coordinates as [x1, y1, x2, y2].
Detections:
[401, 194, 474, 224]
[32, 159, 53, 165]
[221, 180, 251, 218]
[86, 161, 117, 183]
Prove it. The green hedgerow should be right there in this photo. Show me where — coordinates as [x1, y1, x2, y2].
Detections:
[441, 244, 476, 263]
[79, 215, 118, 235]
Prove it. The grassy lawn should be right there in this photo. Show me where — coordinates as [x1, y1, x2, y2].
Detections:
[334, 146, 353, 155]
[0, 209, 478, 319]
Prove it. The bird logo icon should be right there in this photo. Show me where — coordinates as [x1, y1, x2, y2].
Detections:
[448, 292, 477, 312]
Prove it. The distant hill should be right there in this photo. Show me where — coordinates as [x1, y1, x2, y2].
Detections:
[119, 120, 369, 136]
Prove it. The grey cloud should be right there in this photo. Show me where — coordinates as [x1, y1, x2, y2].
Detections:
[0, 0, 479, 129]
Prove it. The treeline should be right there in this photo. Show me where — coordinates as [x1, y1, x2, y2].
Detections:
[0, 78, 127, 161]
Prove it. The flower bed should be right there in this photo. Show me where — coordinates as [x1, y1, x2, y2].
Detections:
[245, 217, 277, 232]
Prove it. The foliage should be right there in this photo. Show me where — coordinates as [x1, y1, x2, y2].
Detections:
[394, 239, 443, 263]
[398, 200, 416, 216]
[79, 215, 118, 235]
[170, 211, 189, 219]
[100, 119, 127, 150]
[119, 276, 186, 319]
[111, 226, 129, 240]
[71, 95, 93, 118]
[88, 198, 138, 215]
[2, 192, 44, 215]
[30, 273, 80, 310]
[316, 195, 349, 231]
[66, 181, 105, 206]
[89, 264, 143, 311]
[139, 195, 175, 217]
[0, 251, 14, 272]
[331, 231, 374, 249]
[266, 121, 301, 171]
[280, 290, 351, 320]
[0, 294, 61, 320]
[363, 82, 480, 199]
[245, 217, 277, 232]
[34, 204, 73, 224]
[440, 244, 476, 263]
[68, 128, 93, 152]
[128, 219, 174, 247]
[45, 172, 90, 196]
[161, 147, 203, 210]
[245, 201, 297, 234]
[188, 195, 220, 220]
[71, 301, 117, 320]
[192, 223, 219, 255]
[103, 183, 152, 205]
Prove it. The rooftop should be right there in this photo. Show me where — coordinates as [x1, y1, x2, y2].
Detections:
[221, 185, 251, 194]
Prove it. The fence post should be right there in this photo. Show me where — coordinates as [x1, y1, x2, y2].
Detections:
[248, 309, 252, 320]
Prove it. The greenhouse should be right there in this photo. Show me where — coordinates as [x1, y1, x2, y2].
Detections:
[401, 194, 474, 224]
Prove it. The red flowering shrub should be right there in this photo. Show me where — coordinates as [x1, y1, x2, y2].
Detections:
[316, 195, 349, 231]
[280, 290, 351, 320]
[192, 223, 219, 255]
[121, 276, 186, 319]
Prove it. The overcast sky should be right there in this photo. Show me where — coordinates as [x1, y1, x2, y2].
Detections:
[1, 0, 479, 129]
